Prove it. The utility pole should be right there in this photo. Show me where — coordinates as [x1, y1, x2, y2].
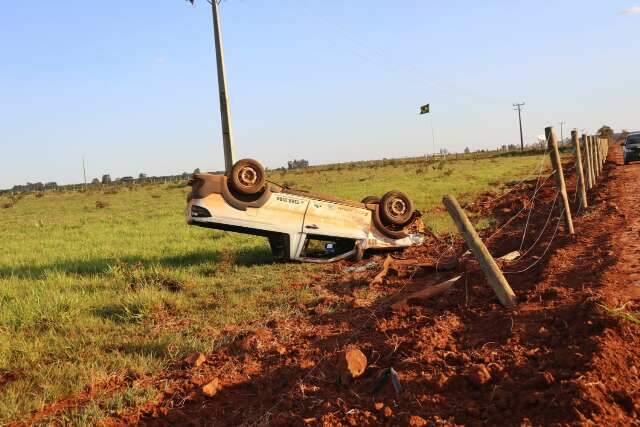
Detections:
[210, 0, 236, 172]
[82, 156, 87, 191]
[559, 121, 565, 146]
[513, 103, 525, 151]
[185, 0, 238, 172]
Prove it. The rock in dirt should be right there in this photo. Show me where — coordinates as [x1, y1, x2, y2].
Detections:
[467, 364, 492, 387]
[184, 352, 206, 368]
[541, 287, 560, 301]
[202, 378, 220, 397]
[524, 371, 555, 389]
[237, 328, 272, 353]
[434, 372, 448, 391]
[338, 348, 368, 384]
[408, 415, 428, 426]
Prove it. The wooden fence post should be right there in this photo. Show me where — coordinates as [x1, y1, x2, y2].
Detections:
[588, 136, 597, 185]
[546, 126, 575, 235]
[442, 195, 517, 308]
[593, 136, 601, 178]
[598, 138, 603, 171]
[572, 130, 588, 209]
[582, 134, 593, 190]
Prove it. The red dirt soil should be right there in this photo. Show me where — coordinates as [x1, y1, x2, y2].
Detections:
[18, 144, 640, 426]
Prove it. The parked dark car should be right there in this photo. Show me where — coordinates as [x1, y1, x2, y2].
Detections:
[623, 133, 640, 165]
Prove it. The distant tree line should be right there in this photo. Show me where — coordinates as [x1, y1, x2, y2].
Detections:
[287, 159, 309, 170]
[2, 168, 213, 194]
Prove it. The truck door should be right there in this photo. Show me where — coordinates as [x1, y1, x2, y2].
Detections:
[302, 200, 370, 240]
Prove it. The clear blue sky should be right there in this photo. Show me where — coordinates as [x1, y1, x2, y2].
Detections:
[1, 0, 638, 188]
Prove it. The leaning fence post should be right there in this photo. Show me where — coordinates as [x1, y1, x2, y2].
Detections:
[582, 134, 593, 190]
[546, 126, 575, 235]
[442, 195, 517, 308]
[572, 130, 588, 209]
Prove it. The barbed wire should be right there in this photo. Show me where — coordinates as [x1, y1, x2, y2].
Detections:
[469, 148, 551, 246]
[502, 145, 588, 273]
[511, 190, 560, 262]
[518, 147, 553, 251]
[454, 144, 551, 253]
[503, 206, 563, 275]
[486, 169, 554, 244]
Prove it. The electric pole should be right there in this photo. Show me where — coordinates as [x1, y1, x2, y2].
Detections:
[559, 121, 565, 146]
[210, 0, 236, 173]
[513, 103, 525, 152]
[82, 156, 87, 191]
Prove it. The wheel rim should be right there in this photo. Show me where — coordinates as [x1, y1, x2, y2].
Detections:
[389, 198, 407, 217]
[238, 166, 258, 187]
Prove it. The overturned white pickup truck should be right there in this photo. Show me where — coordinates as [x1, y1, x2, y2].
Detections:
[187, 159, 424, 263]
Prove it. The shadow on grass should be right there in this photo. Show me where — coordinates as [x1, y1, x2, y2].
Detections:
[0, 244, 275, 279]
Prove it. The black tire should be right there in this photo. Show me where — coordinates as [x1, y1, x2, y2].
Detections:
[229, 159, 266, 195]
[372, 206, 408, 239]
[361, 196, 380, 205]
[379, 191, 414, 226]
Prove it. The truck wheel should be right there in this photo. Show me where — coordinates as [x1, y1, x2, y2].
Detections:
[361, 196, 380, 205]
[372, 206, 408, 239]
[380, 191, 414, 226]
[229, 159, 266, 195]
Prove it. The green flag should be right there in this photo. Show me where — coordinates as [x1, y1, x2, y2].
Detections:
[420, 104, 430, 115]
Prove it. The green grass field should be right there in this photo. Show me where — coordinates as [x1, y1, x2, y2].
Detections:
[0, 153, 549, 424]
